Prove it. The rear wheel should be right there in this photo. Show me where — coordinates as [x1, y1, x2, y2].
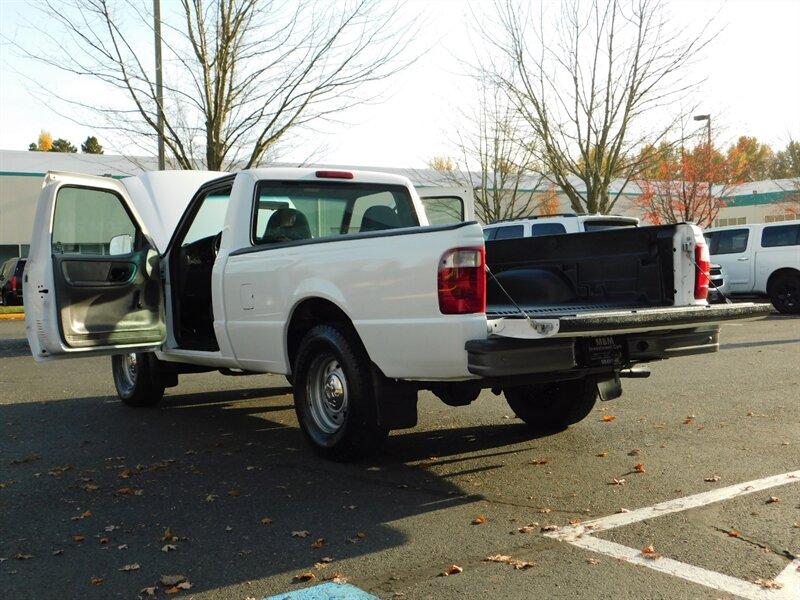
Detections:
[768, 272, 800, 314]
[504, 378, 598, 431]
[112, 352, 165, 407]
[293, 324, 388, 461]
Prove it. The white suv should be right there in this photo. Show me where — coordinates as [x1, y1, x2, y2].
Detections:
[483, 213, 639, 240]
[703, 222, 800, 313]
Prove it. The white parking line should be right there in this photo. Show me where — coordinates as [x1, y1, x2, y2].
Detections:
[543, 470, 800, 600]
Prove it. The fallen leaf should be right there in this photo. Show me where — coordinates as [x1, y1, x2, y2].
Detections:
[356, 532, 366, 539]
[634, 463, 646, 473]
[120, 563, 140, 571]
[617, 507, 630, 513]
[99, 537, 109, 545]
[641, 545, 661, 560]
[90, 576, 103, 585]
[586, 558, 601, 565]
[161, 527, 174, 542]
[472, 515, 487, 525]
[766, 496, 780, 504]
[704, 475, 721, 482]
[319, 557, 334, 563]
[261, 517, 273, 525]
[754, 579, 783, 590]
[729, 530, 739, 537]
[439, 564, 463, 576]
[322, 572, 348, 584]
[293, 572, 316, 583]
[538, 508, 552, 514]
[484, 554, 537, 569]
[162, 544, 177, 552]
[204, 494, 218, 502]
[15, 552, 33, 560]
[53, 549, 64, 556]
[176, 582, 193, 590]
[118, 469, 131, 479]
[683, 417, 694, 425]
[160, 575, 187, 586]
[602, 415, 616, 422]
[517, 524, 538, 534]
[311, 538, 325, 549]
[540, 525, 558, 532]
[628, 449, 641, 456]
[72, 535, 85, 542]
[141, 587, 157, 596]
[116, 487, 132, 495]
[292, 530, 311, 538]
[165, 587, 180, 595]
[609, 478, 626, 486]
[228, 489, 241, 497]
[596, 452, 608, 457]
[11, 453, 40, 464]
[568, 518, 581, 525]
[530, 458, 550, 465]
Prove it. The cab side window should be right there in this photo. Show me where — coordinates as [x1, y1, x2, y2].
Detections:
[709, 229, 749, 255]
[761, 224, 799, 248]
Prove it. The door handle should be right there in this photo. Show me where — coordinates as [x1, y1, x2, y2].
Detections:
[737, 257, 749, 261]
[108, 266, 132, 282]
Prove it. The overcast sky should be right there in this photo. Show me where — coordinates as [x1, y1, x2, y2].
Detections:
[1, 0, 798, 169]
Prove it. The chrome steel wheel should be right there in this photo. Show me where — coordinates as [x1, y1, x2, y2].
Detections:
[306, 354, 349, 435]
[111, 352, 165, 407]
[113, 352, 139, 397]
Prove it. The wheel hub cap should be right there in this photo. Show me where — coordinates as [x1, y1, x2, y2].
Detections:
[324, 373, 345, 411]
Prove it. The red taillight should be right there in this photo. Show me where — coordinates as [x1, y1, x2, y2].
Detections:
[438, 247, 486, 314]
[694, 243, 711, 300]
[10, 275, 17, 291]
[315, 170, 354, 179]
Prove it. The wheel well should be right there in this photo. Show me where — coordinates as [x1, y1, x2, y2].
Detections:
[767, 267, 800, 291]
[287, 298, 356, 371]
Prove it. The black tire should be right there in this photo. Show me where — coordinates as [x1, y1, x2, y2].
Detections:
[293, 324, 388, 461]
[768, 272, 800, 314]
[112, 352, 165, 407]
[504, 378, 598, 431]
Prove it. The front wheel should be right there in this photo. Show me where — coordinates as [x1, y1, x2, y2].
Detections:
[112, 352, 165, 407]
[293, 324, 388, 461]
[504, 378, 598, 431]
[768, 273, 800, 314]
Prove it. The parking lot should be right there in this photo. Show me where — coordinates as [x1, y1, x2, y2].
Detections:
[1, 314, 798, 599]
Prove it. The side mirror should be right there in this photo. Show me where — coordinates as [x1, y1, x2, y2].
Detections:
[109, 234, 133, 255]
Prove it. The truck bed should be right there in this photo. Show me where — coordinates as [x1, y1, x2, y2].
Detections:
[485, 224, 677, 314]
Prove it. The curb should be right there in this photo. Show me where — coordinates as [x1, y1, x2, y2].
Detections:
[0, 313, 25, 321]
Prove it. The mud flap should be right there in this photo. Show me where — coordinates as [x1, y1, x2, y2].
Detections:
[596, 373, 622, 401]
[372, 366, 418, 430]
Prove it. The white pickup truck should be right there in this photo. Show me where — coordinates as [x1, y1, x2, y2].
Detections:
[703, 222, 800, 313]
[24, 168, 769, 460]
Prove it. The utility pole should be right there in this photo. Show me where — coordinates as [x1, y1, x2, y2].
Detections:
[154, 0, 165, 170]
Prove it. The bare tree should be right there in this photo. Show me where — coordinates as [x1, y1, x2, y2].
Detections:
[429, 83, 545, 224]
[479, 0, 714, 214]
[11, 0, 416, 170]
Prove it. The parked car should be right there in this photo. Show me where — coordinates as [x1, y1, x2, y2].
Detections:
[0, 257, 26, 306]
[703, 222, 800, 313]
[707, 263, 729, 303]
[483, 213, 639, 240]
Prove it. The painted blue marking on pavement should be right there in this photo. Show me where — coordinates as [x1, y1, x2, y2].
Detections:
[263, 582, 379, 600]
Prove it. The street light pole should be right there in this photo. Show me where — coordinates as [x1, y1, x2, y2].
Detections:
[694, 114, 712, 223]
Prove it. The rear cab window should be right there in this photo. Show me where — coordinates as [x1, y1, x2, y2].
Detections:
[253, 181, 418, 244]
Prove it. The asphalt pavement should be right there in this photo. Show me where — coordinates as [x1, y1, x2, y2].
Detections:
[1, 314, 798, 600]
